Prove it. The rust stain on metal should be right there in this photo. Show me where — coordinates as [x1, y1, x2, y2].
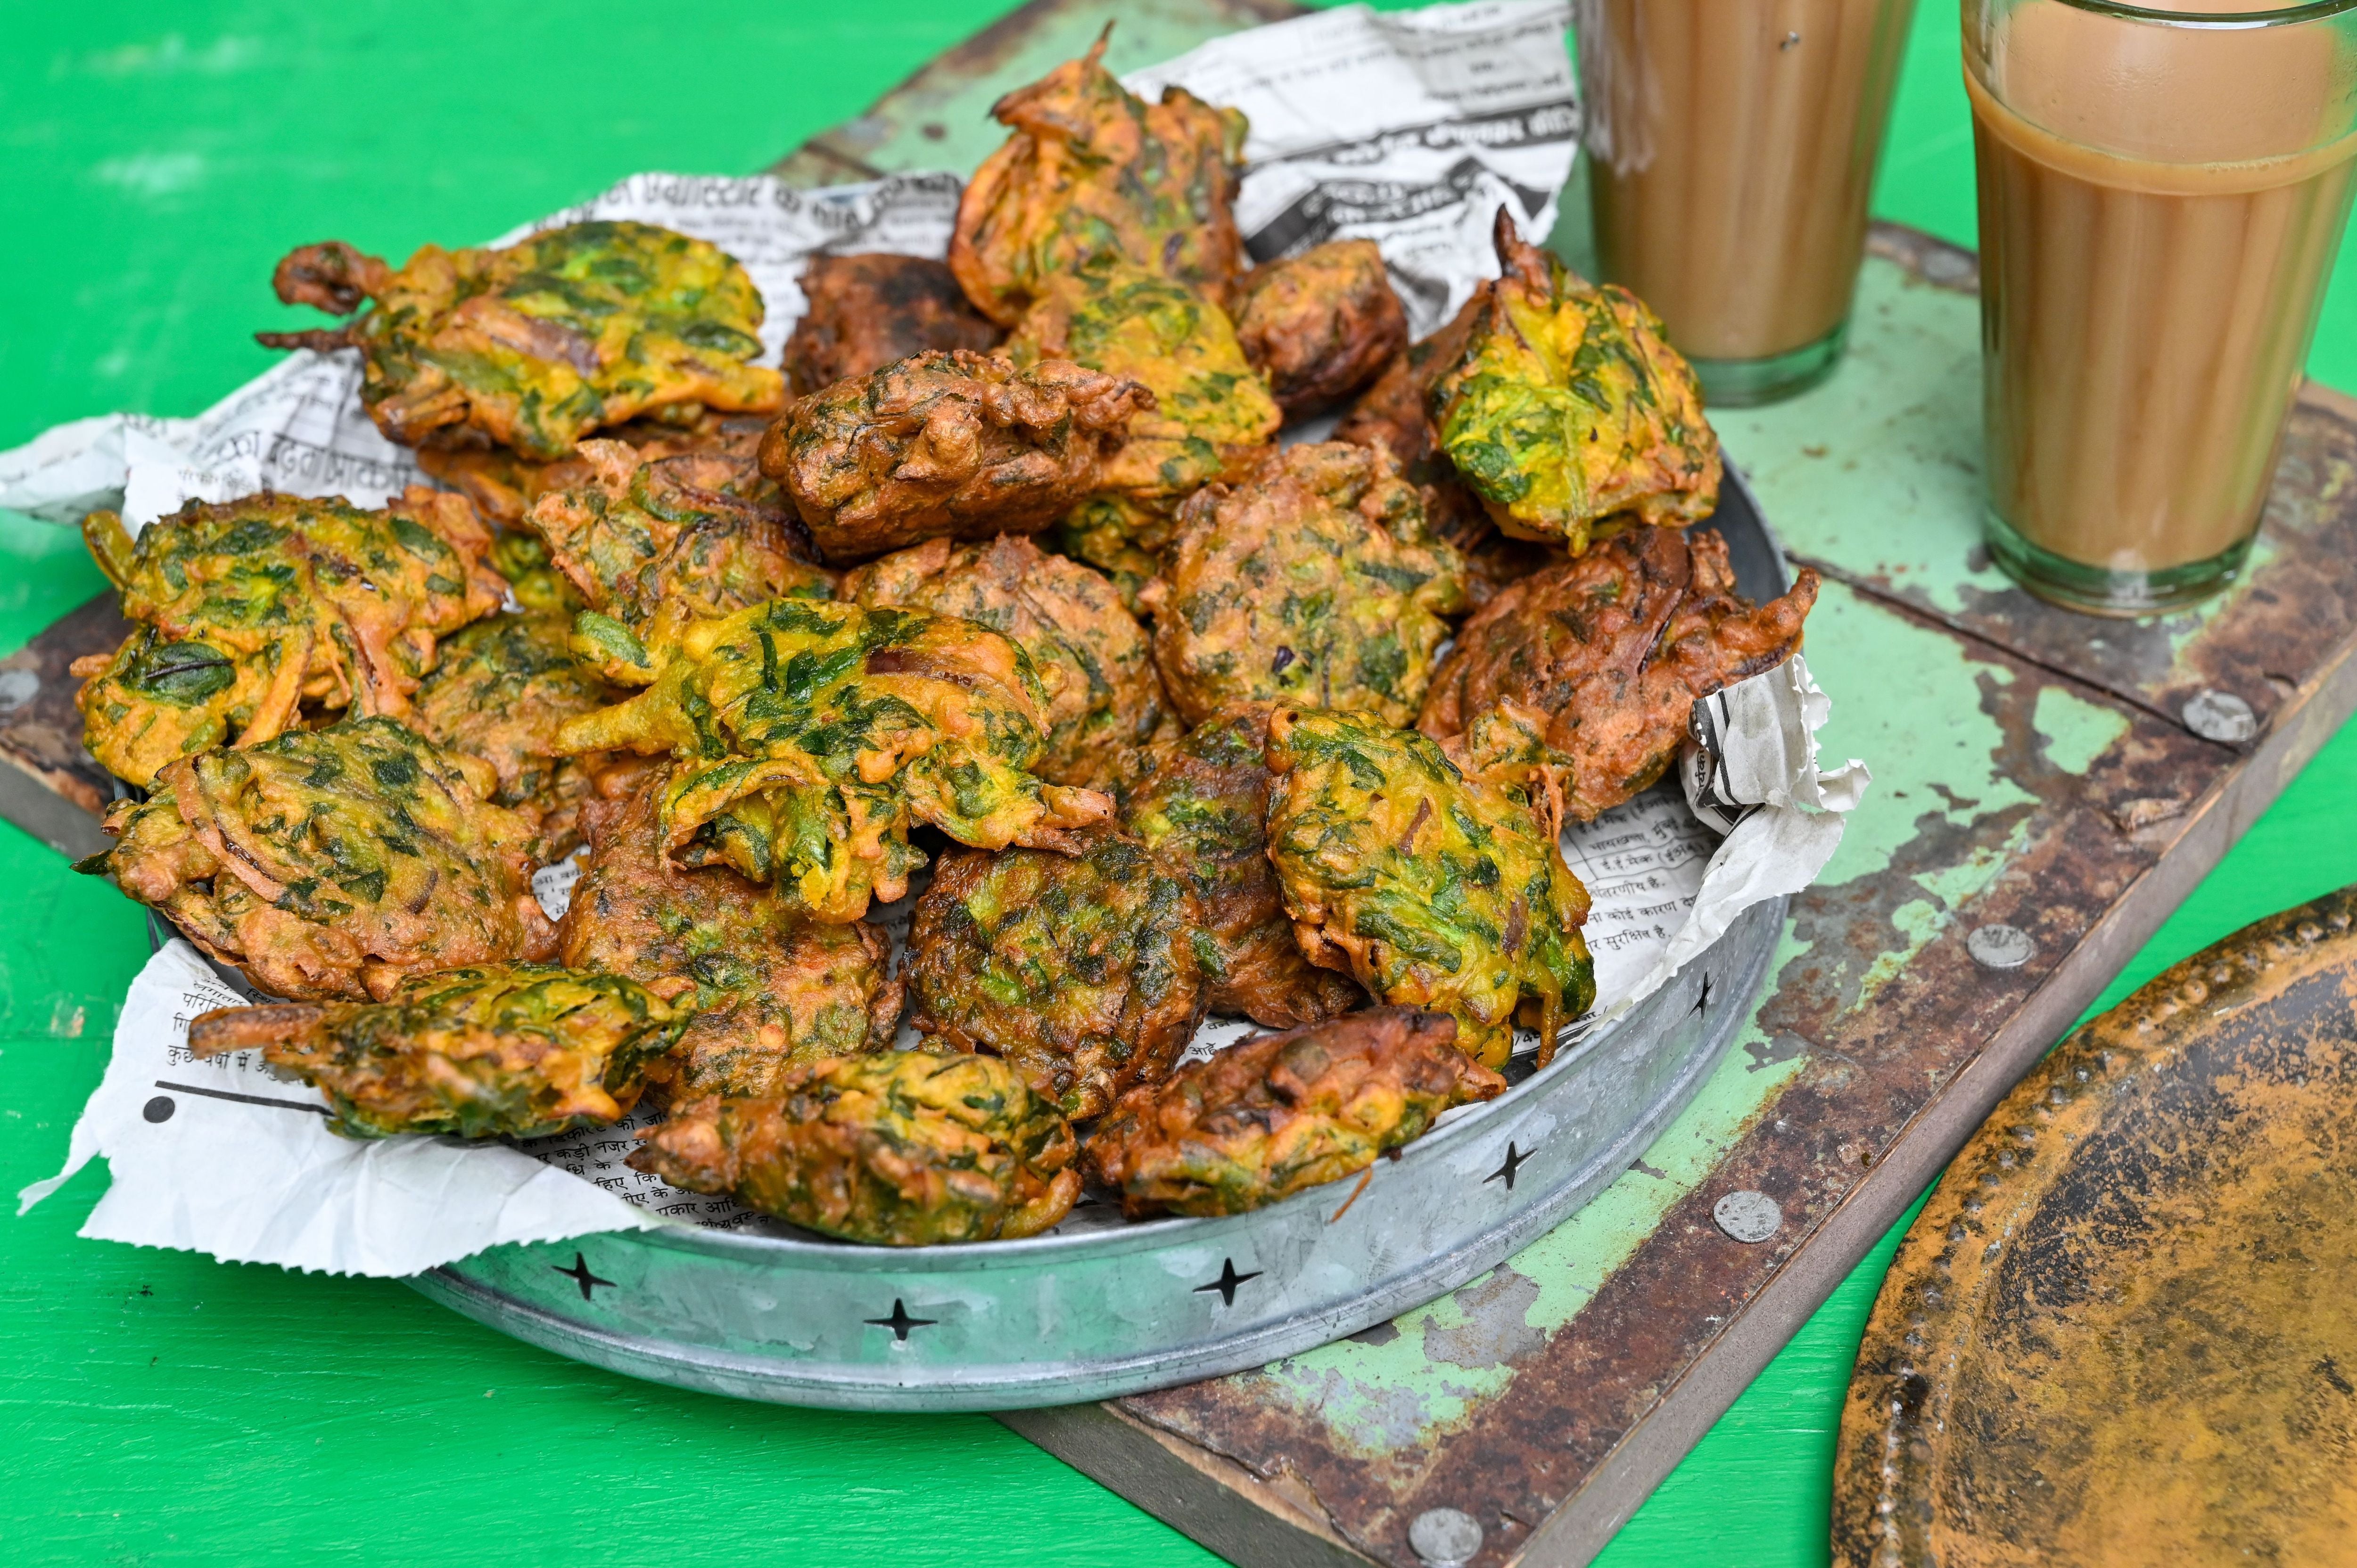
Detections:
[1835, 887, 2357, 1567]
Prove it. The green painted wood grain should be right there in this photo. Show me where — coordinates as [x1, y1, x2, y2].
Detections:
[3, 4, 2353, 1565]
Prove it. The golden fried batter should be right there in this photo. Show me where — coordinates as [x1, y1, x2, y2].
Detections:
[630, 1052, 1081, 1246]
[841, 534, 1170, 787]
[783, 253, 1003, 395]
[1233, 240, 1409, 416]
[906, 830, 1207, 1120]
[187, 963, 685, 1139]
[560, 772, 902, 1098]
[261, 222, 783, 460]
[1085, 1006, 1505, 1218]
[81, 717, 557, 1002]
[420, 411, 770, 528]
[486, 529, 582, 616]
[1433, 212, 1720, 550]
[762, 349, 1153, 564]
[1138, 442, 1468, 727]
[73, 488, 502, 788]
[1420, 527, 1820, 822]
[1114, 707, 1366, 1029]
[949, 32, 1248, 327]
[553, 598, 1111, 922]
[409, 611, 614, 854]
[1263, 706, 1595, 1069]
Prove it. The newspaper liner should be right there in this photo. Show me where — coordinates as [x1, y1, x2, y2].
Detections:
[8, 0, 1871, 1273]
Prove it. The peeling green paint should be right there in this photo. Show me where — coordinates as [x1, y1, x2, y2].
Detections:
[2031, 685, 2130, 778]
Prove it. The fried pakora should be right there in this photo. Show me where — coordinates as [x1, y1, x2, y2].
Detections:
[1233, 240, 1409, 417]
[409, 611, 614, 853]
[553, 598, 1111, 922]
[486, 528, 582, 616]
[1085, 1006, 1505, 1218]
[1263, 706, 1595, 1069]
[1432, 212, 1720, 551]
[420, 411, 770, 529]
[1005, 263, 1281, 590]
[187, 963, 684, 1139]
[260, 221, 784, 460]
[1419, 527, 1820, 822]
[783, 253, 1003, 395]
[905, 830, 1207, 1120]
[761, 349, 1153, 564]
[80, 717, 556, 1002]
[841, 534, 1170, 787]
[1113, 707, 1366, 1029]
[560, 771, 902, 1098]
[949, 32, 1248, 327]
[630, 1051, 1081, 1246]
[73, 488, 503, 787]
[1137, 442, 1468, 728]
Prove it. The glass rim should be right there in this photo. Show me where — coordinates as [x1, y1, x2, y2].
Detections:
[2048, 0, 2357, 27]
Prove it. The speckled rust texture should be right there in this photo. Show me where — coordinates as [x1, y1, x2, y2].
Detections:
[1834, 886, 2357, 1568]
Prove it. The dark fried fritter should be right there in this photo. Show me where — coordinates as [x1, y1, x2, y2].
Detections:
[1233, 240, 1409, 416]
[1114, 708, 1366, 1029]
[629, 1052, 1081, 1246]
[80, 717, 557, 1002]
[761, 349, 1153, 565]
[420, 411, 770, 528]
[841, 534, 1170, 787]
[1137, 442, 1467, 728]
[906, 831, 1207, 1120]
[1006, 264, 1282, 592]
[409, 611, 614, 854]
[560, 772, 902, 1098]
[949, 33, 1248, 327]
[73, 489, 502, 788]
[1263, 706, 1595, 1070]
[1419, 528, 1819, 822]
[1085, 1007, 1505, 1218]
[187, 963, 684, 1139]
[1433, 212, 1720, 550]
[783, 254, 1003, 395]
[260, 222, 784, 460]
[553, 598, 1112, 922]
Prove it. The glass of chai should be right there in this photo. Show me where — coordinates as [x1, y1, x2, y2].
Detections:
[1576, 0, 1920, 405]
[1969, 0, 2357, 615]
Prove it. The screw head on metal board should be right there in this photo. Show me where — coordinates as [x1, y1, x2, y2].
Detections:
[2181, 689, 2257, 745]
[1409, 1507, 1484, 1566]
[0, 668, 37, 713]
[1713, 1189, 1782, 1243]
[1968, 923, 2036, 970]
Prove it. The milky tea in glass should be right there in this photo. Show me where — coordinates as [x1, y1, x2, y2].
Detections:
[1579, 0, 1918, 405]
[1969, 0, 2357, 614]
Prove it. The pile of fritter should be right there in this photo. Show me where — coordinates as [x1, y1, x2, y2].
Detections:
[73, 34, 1822, 1248]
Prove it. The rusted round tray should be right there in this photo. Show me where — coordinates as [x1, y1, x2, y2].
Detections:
[1833, 885, 2357, 1567]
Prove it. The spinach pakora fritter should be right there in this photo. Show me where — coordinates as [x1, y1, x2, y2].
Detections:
[630, 1051, 1081, 1246]
[1085, 1006, 1505, 1218]
[949, 32, 1248, 327]
[783, 253, 1003, 395]
[761, 349, 1153, 564]
[187, 962, 684, 1140]
[1005, 264, 1280, 591]
[842, 534, 1170, 788]
[420, 410, 770, 529]
[1263, 706, 1595, 1070]
[560, 772, 902, 1098]
[409, 610, 615, 853]
[906, 830, 1208, 1120]
[1433, 212, 1720, 552]
[1421, 527, 1820, 822]
[486, 528, 583, 616]
[260, 221, 784, 460]
[73, 488, 503, 788]
[80, 717, 557, 1002]
[1233, 240, 1409, 417]
[553, 598, 1112, 923]
[1113, 707, 1365, 1029]
[1137, 442, 1468, 728]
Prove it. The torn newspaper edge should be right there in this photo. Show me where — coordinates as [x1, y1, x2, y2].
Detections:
[0, 0, 1573, 528]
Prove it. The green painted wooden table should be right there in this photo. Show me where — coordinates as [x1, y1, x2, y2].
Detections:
[6, 4, 2356, 1564]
